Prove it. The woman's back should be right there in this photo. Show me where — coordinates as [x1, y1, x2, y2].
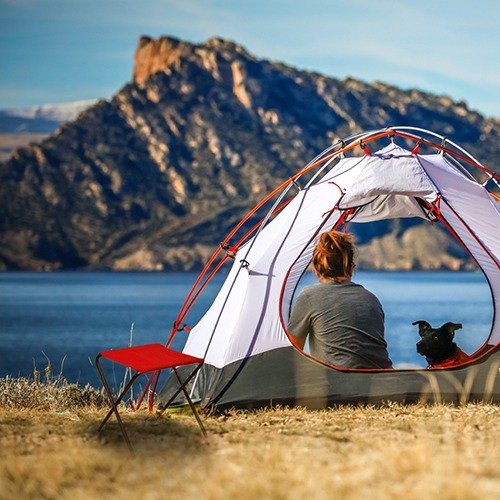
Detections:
[288, 280, 393, 369]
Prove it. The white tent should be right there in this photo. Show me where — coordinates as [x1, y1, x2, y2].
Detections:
[159, 127, 500, 409]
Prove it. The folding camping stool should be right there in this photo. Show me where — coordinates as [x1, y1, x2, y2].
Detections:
[95, 343, 206, 453]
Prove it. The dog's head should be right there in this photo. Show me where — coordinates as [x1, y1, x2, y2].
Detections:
[413, 320, 462, 365]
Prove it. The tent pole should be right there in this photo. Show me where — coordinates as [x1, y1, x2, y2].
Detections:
[444, 153, 480, 182]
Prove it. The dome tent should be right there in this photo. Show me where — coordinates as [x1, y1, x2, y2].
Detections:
[157, 127, 500, 410]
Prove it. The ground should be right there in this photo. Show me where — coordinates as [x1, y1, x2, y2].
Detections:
[1, 403, 499, 500]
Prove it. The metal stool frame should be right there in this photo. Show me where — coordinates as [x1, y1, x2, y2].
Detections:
[95, 345, 206, 454]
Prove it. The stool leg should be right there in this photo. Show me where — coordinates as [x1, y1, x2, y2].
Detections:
[173, 366, 207, 437]
[97, 373, 140, 432]
[95, 354, 135, 454]
[149, 370, 161, 412]
[156, 364, 201, 413]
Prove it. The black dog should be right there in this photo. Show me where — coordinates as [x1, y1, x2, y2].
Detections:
[413, 320, 472, 368]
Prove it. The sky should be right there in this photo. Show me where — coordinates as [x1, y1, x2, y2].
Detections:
[0, 0, 499, 117]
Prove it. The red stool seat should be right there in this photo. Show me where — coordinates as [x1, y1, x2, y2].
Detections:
[100, 344, 203, 373]
[96, 343, 206, 453]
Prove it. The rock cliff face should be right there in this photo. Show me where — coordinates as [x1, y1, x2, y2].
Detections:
[0, 35, 498, 271]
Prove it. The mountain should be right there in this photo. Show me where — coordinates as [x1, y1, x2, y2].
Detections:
[0, 36, 498, 271]
[0, 100, 97, 133]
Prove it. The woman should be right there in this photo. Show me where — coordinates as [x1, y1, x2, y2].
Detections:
[288, 230, 392, 369]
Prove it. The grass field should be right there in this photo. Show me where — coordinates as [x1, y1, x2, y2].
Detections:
[0, 379, 499, 499]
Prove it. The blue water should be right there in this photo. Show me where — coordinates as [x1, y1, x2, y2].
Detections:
[0, 271, 493, 386]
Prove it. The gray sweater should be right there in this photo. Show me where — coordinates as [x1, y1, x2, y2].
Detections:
[288, 280, 392, 369]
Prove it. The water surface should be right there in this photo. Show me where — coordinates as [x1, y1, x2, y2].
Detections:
[0, 271, 493, 386]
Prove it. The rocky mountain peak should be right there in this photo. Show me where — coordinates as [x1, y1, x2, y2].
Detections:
[132, 35, 255, 87]
[204, 36, 251, 56]
[133, 35, 194, 85]
[1, 34, 498, 271]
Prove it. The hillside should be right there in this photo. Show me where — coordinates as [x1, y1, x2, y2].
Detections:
[0, 35, 498, 271]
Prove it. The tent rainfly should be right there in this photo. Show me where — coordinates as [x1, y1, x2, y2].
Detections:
[156, 127, 500, 410]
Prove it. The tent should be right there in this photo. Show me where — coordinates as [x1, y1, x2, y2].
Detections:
[157, 127, 500, 410]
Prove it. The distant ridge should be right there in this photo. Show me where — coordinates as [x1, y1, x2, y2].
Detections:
[0, 35, 498, 271]
[0, 99, 98, 133]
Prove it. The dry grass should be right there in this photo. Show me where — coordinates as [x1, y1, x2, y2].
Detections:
[0, 380, 498, 500]
[0, 377, 107, 411]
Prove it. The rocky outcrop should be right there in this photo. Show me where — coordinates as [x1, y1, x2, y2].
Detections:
[357, 225, 474, 271]
[133, 36, 193, 86]
[0, 35, 498, 271]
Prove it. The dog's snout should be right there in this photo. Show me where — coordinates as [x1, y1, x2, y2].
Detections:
[416, 340, 425, 354]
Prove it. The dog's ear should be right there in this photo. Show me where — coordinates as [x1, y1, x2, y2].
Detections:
[443, 322, 462, 339]
[412, 320, 431, 337]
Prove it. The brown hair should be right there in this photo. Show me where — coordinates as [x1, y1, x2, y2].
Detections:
[312, 230, 355, 282]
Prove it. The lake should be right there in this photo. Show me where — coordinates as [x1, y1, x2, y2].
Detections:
[0, 271, 493, 387]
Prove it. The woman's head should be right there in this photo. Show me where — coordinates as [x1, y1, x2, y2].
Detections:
[312, 230, 356, 283]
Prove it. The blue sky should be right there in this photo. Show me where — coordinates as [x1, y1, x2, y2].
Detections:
[0, 0, 499, 116]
